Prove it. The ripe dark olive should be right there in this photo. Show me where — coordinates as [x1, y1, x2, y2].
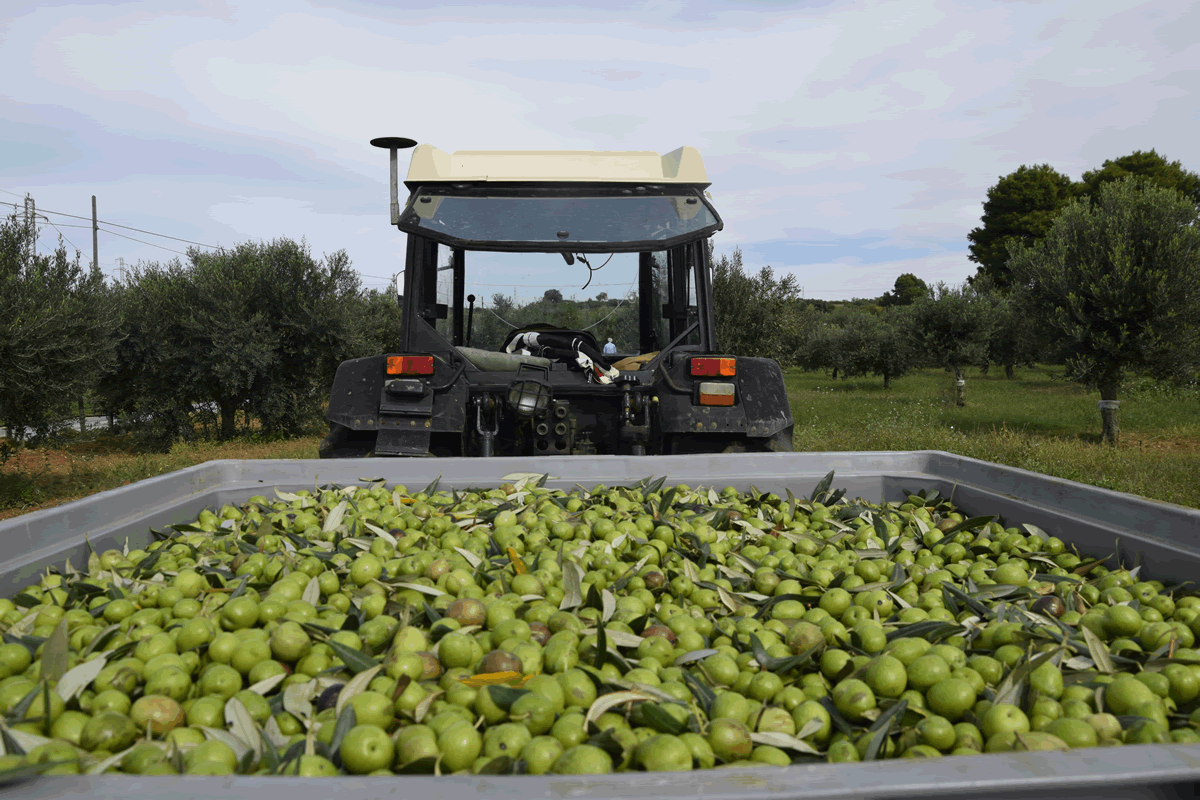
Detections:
[316, 684, 344, 712]
[481, 649, 523, 674]
[643, 572, 666, 590]
[642, 625, 676, 643]
[445, 598, 487, 627]
[1032, 595, 1066, 618]
[528, 622, 551, 646]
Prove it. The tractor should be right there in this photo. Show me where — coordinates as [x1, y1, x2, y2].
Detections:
[319, 138, 793, 458]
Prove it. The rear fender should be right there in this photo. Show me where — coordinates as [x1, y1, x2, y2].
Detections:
[327, 356, 386, 430]
[326, 354, 468, 433]
[654, 356, 792, 438]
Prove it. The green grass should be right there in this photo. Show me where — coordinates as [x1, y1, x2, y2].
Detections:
[3, 364, 1198, 519]
[784, 365, 1200, 509]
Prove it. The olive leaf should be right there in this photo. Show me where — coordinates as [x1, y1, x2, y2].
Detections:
[9, 683, 44, 723]
[873, 514, 891, 549]
[809, 470, 835, 503]
[600, 590, 617, 623]
[282, 681, 316, 722]
[39, 620, 69, 684]
[681, 671, 716, 715]
[475, 755, 516, 775]
[0, 758, 79, 783]
[327, 705, 358, 767]
[85, 742, 141, 775]
[55, 654, 107, 702]
[862, 698, 908, 761]
[817, 696, 859, 737]
[639, 703, 689, 735]
[941, 583, 993, 619]
[225, 697, 262, 759]
[594, 623, 608, 671]
[749, 730, 823, 756]
[392, 582, 446, 597]
[674, 649, 719, 666]
[199, 726, 254, 763]
[559, 560, 585, 610]
[485, 685, 528, 712]
[301, 576, 321, 607]
[226, 574, 251, 600]
[992, 646, 1062, 707]
[1081, 625, 1115, 675]
[336, 664, 384, 716]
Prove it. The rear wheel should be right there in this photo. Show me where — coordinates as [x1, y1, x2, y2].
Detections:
[762, 425, 795, 452]
[318, 423, 376, 458]
[666, 425, 793, 455]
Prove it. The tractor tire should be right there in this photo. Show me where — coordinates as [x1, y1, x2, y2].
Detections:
[762, 425, 795, 452]
[318, 423, 376, 458]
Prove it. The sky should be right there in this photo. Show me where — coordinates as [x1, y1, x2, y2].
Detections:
[2, 0, 1197, 304]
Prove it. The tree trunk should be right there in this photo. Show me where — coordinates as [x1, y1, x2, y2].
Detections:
[78, 396, 86, 435]
[1098, 381, 1120, 447]
[218, 399, 237, 440]
[107, 408, 115, 432]
[883, 371, 891, 390]
[831, 367, 838, 381]
[1004, 363, 1014, 380]
[954, 366, 966, 407]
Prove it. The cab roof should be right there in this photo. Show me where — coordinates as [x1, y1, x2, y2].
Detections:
[404, 144, 710, 190]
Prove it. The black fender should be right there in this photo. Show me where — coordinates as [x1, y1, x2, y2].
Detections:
[326, 356, 386, 431]
[655, 356, 792, 439]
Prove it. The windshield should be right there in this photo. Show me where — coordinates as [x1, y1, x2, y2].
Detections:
[398, 185, 720, 251]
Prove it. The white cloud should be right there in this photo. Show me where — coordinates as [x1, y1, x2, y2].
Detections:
[0, 0, 1196, 298]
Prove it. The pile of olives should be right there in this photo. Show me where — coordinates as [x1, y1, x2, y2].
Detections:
[1, 471, 1199, 779]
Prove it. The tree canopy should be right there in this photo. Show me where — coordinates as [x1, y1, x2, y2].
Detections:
[880, 273, 929, 306]
[708, 245, 809, 366]
[967, 164, 1079, 288]
[1007, 176, 1200, 444]
[0, 211, 119, 443]
[1078, 149, 1200, 205]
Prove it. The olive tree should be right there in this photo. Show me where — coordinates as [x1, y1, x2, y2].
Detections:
[836, 306, 918, 389]
[0, 210, 119, 444]
[710, 246, 809, 366]
[102, 238, 361, 444]
[1007, 176, 1200, 445]
[908, 283, 996, 406]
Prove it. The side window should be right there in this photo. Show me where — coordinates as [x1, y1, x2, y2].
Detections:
[654, 248, 701, 347]
[685, 252, 700, 347]
[651, 251, 670, 350]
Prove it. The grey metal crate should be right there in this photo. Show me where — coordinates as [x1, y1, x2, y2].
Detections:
[2, 451, 1199, 799]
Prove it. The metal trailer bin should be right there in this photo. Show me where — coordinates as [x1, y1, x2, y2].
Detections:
[1, 450, 1198, 800]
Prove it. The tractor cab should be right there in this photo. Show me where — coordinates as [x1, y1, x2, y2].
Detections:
[319, 141, 793, 458]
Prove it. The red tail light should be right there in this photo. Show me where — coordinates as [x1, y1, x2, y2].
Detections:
[690, 357, 736, 377]
[386, 355, 434, 375]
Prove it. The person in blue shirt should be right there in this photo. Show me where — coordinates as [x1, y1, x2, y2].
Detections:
[603, 337, 617, 355]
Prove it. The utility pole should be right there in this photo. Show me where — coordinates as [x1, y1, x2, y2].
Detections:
[24, 195, 35, 262]
[92, 196, 98, 271]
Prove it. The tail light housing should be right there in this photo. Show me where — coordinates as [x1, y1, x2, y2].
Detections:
[690, 357, 736, 377]
[386, 355, 434, 375]
[698, 382, 736, 406]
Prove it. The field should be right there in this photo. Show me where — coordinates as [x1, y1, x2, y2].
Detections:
[784, 365, 1200, 508]
[1, 364, 1198, 520]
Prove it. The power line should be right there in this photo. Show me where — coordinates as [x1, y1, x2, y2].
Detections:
[465, 281, 631, 288]
[43, 219, 84, 255]
[0, 193, 221, 249]
[100, 227, 191, 256]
